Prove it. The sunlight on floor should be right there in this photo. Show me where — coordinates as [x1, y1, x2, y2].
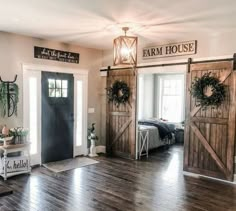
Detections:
[29, 176, 41, 209]
[72, 168, 83, 194]
[163, 152, 181, 182]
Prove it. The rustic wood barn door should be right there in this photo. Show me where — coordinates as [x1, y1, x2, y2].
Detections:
[184, 61, 236, 181]
[106, 69, 137, 159]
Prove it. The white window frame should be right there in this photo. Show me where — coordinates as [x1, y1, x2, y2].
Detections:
[73, 74, 88, 157]
[23, 70, 41, 166]
[157, 74, 185, 123]
[23, 64, 88, 165]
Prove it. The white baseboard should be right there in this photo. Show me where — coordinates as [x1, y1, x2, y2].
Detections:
[96, 145, 106, 154]
[185, 156, 236, 182]
[183, 171, 236, 184]
[87, 145, 106, 155]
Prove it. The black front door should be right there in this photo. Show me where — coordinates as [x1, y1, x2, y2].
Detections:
[42, 72, 74, 163]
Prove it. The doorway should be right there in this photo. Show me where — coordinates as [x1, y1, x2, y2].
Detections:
[41, 72, 74, 163]
[136, 60, 236, 183]
[23, 64, 88, 166]
[137, 68, 186, 160]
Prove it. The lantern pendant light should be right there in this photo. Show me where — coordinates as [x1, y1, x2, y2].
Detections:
[113, 27, 138, 66]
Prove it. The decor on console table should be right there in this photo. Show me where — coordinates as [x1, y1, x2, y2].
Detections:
[0, 143, 31, 180]
[1, 125, 9, 136]
[190, 72, 226, 109]
[9, 127, 29, 144]
[88, 123, 98, 157]
[0, 126, 14, 146]
[0, 127, 29, 146]
[0, 126, 31, 180]
[107, 80, 130, 107]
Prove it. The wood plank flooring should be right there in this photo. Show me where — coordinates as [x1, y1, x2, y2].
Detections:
[0, 144, 236, 211]
[0, 184, 12, 197]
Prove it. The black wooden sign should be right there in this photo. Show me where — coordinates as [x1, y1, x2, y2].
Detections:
[34, 46, 80, 64]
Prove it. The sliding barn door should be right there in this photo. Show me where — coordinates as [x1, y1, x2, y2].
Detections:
[106, 69, 137, 159]
[184, 61, 236, 181]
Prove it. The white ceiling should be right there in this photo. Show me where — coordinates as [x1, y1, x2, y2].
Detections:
[0, 0, 236, 50]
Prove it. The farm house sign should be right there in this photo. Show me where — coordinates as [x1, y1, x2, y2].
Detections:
[34, 46, 80, 64]
[142, 40, 197, 59]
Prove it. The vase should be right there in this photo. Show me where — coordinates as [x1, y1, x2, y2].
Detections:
[2, 125, 9, 136]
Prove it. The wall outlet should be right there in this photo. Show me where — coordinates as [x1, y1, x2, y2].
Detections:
[100, 71, 107, 77]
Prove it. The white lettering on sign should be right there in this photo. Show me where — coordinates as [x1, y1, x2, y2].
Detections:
[34, 46, 80, 64]
[143, 40, 197, 59]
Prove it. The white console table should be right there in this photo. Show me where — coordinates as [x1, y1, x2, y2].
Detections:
[0, 141, 31, 180]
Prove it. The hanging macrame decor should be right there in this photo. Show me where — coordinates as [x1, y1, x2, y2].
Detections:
[0, 75, 19, 117]
[190, 72, 226, 109]
[107, 80, 130, 107]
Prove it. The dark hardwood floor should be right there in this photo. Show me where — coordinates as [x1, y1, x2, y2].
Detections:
[0, 144, 236, 211]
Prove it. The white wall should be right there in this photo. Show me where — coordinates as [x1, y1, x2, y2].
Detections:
[138, 74, 154, 119]
[102, 31, 236, 67]
[0, 32, 105, 145]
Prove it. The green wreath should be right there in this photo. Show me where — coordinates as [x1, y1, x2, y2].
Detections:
[107, 80, 130, 107]
[190, 72, 226, 109]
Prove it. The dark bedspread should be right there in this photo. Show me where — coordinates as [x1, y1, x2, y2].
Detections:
[138, 119, 175, 139]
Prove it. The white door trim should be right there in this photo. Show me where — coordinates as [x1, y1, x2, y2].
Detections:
[22, 63, 88, 75]
[22, 63, 88, 165]
[23, 70, 42, 166]
[73, 74, 88, 157]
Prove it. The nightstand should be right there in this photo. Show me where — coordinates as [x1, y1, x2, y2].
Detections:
[175, 128, 184, 143]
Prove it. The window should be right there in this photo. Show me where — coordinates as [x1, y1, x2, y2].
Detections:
[29, 77, 37, 154]
[48, 79, 68, 98]
[76, 80, 83, 146]
[158, 74, 184, 122]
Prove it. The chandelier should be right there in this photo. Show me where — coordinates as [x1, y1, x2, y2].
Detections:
[113, 27, 138, 66]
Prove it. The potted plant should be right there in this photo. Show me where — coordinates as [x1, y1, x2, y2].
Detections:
[9, 127, 29, 144]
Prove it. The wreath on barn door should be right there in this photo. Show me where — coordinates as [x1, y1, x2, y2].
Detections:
[190, 72, 226, 109]
[107, 80, 130, 107]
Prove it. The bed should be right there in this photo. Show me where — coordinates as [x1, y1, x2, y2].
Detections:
[138, 119, 176, 151]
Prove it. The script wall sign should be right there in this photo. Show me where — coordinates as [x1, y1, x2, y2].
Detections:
[0, 157, 29, 173]
[34, 46, 80, 64]
[143, 40, 197, 59]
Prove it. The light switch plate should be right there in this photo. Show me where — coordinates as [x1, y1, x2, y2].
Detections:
[88, 108, 95, 113]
